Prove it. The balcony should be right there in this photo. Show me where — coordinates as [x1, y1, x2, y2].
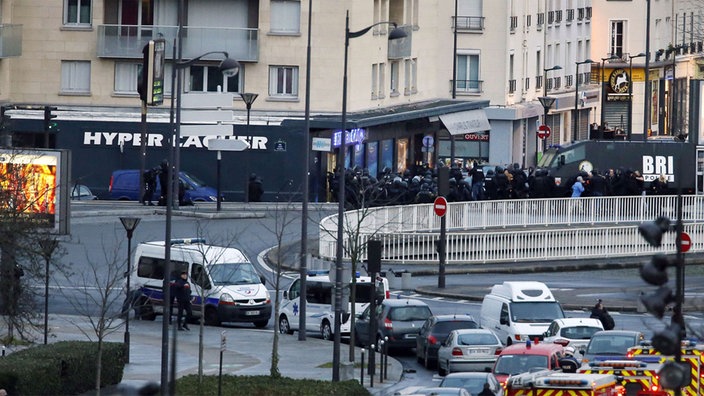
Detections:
[96, 25, 259, 62]
[0, 24, 22, 58]
[453, 16, 485, 32]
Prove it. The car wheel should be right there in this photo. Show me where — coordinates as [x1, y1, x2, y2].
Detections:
[320, 320, 332, 341]
[279, 315, 293, 335]
[204, 306, 221, 326]
[438, 362, 447, 377]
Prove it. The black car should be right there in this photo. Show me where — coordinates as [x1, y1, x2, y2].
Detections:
[416, 314, 480, 368]
[355, 298, 432, 351]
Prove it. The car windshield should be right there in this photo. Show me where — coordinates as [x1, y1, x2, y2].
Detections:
[208, 263, 260, 285]
[494, 354, 548, 375]
[561, 326, 603, 340]
[457, 333, 498, 346]
[586, 335, 637, 355]
[180, 172, 206, 188]
[440, 376, 487, 394]
[433, 320, 479, 336]
[388, 305, 432, 321]
[510, 302, 564, 322]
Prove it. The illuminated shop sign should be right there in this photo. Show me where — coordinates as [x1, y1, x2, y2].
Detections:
[332, 128, 366, 147]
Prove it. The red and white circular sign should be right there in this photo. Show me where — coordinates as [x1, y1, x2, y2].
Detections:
[538, 124, 551, 139]
[681, 232, 692, 253]
[434, 196, 448, 217]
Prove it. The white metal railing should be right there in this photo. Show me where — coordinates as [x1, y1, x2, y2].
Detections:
[318, 195, 704, 263]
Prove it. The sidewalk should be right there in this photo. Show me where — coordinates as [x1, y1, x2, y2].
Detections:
[32, 314, 402, 395]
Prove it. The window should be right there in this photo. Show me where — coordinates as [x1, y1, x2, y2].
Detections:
[537, 12, 545, 26]
[548, 11, 555, 24]
[456, 52, 480, 93]
[526, 14, 532, 28]
[390, 60, 400, 95]
[379, 62, 386, 98]
[510, 16, 518, 31]
[404, 58, 417, 95]
[269, 65, 299, 97]
[270, 0, 301, 34]
[567, 9, 574, 22]
[61, 60, 91, 94]
[371, 64, 378, 99]
[610, 21, 626, 58]
[586, 7, 592, 20]
[64, 0, 91, 26]
[556, 10, 563, 23]
[189, 65, 241, 93]
[115, 62, 174, 96]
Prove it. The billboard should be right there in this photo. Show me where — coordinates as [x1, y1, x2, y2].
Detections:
[0, 149, 70, 234]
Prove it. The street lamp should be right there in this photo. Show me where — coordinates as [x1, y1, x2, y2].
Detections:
[39, 237, 59, 345]
[538, 96, 556, 165]
[539, 65, 561, 161]
[573, 59, 594, 142]
[628, 53, 646, 141]
[600, 54, 620, 138]
[120, 216, 141, 363]
[240, 92, 259, 203]
[162, 49, 240, 393]
[333, 10, 407, 382]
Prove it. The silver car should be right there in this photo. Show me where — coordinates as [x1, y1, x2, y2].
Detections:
[437, 329, 503, 376]
[355, 298, 432, 351]
[439, 372, 504, 396]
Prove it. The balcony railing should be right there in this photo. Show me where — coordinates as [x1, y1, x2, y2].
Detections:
[453, 16, 485, 31]
[508, 79, 517, 93]
[96, 25, 259, 62]
[0, 24, 22, 58]
[452, 79, 483, 93]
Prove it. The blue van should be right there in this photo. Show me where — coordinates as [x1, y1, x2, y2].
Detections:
[109, 169, 219, 202]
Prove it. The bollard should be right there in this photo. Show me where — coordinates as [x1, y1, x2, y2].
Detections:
[370, 344, 375, 388]
[401, 271, 412, 290]
[360, 348, 365, 387]
[383, 336, 389, 380]
[379, 340, 384, 384]
[2, 345, 5, 356]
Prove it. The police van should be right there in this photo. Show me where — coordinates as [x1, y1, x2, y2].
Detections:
[278, 270, 389, 340]
[131, 238, 271, 327]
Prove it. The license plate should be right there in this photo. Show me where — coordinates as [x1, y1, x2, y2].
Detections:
[468, 348, 490, 354]
[405, 334, 417, 339]
[245, 310, 260, 316]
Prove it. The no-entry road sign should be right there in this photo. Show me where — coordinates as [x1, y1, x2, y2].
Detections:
[681, 232, 692, 253]
[538, 124, 551, 139]
[434, 196, 447, 217]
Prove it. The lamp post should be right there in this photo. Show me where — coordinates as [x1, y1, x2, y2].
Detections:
[643, 0, 652, 141]
[627, 53, 646, 141]
[240, 92, 259, 203]
[537, 96, 556, 165]
[600, 54, 620, 138]
[162, 50, 240, 393]
[119, 217, 141, 363]
[39, 237, 59, 345]
[334, 10, 406, 381]
[540, 65, 561, 161]
[573, 59, 594, 142]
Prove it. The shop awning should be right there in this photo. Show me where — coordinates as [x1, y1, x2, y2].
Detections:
[439, 109, 491, 135]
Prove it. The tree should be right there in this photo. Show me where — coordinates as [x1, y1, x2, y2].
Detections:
[57, 233, 127, 396]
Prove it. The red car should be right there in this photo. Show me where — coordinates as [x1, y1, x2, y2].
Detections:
[492, 341, 565, 386]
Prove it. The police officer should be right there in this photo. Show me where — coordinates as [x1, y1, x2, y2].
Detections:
[173, 270, 192, 331]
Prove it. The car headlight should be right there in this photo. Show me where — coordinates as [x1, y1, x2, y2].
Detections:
[208, 195, 217, 202]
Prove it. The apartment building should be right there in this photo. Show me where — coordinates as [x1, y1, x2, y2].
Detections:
[0, 0, 495, 201]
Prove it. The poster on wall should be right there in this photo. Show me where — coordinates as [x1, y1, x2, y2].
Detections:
[651, 79, 659, 130]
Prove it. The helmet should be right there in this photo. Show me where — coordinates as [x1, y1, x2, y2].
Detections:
[564, 346, 576, 356]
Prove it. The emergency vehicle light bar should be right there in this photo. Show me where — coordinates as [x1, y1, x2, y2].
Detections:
[589, 360, 647, 368]
[539, 378, 589, 386]
[170, 238, 206, 245]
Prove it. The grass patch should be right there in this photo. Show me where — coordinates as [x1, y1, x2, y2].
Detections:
[176, 374, 369, 396]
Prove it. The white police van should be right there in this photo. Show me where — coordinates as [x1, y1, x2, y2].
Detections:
[278, 270, 389, 340]
[131, 238, 271, 327]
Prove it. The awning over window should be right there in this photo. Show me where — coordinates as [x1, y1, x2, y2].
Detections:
[439, 109, 491, 136]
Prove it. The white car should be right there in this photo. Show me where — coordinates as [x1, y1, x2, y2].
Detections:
[543, 318, 604, 352]
[437, 329, 503, 376]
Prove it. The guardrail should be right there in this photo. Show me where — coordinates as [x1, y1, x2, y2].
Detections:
[318, 195, 704, 263]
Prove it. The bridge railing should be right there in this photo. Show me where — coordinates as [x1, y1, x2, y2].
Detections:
[318, 195, 704, 263]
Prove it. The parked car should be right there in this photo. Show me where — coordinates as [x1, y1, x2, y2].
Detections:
[581, 330, 645, 365]
[437, 329, 503, 376]
[492, 342, 565, 386]
[406, 387, 470, 396]
[355, 298, 432, 351]
[439, 372, 504, 396]
[108, 169, 219, 203]
[70, 184, 97, 200]
[542, 317, 604, 352]
[416, 314, 479, 369]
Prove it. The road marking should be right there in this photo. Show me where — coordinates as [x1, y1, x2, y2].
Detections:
[432, 296, 444, 300]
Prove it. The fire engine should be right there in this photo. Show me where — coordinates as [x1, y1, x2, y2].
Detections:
[579, 360, 665, 396]
[626, 341, 704, 396]
[505, 369, 624, 396]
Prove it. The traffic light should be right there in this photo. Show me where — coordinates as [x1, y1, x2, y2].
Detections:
[44, 106, 57, 132]
[140, 39, 165, 106]
[637, 216, 671, 247]
[659, 361, 691, 389]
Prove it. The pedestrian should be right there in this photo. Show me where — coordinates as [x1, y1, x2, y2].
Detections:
[478, 382, 495, 396]
[248, 173, 264, 202]
[650, 174, 668, 195]
[158, 159, 170, 206]
[590, 299, 615, 330]
[142, 167, 158, 206]
[571, 176, 585, 198]
[173, 270, 193, 331]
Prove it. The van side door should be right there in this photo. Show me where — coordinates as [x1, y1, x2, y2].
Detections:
[281, 278, 301, 331]
[304, 281, 333, 332]
[190, 263, 210, 315]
